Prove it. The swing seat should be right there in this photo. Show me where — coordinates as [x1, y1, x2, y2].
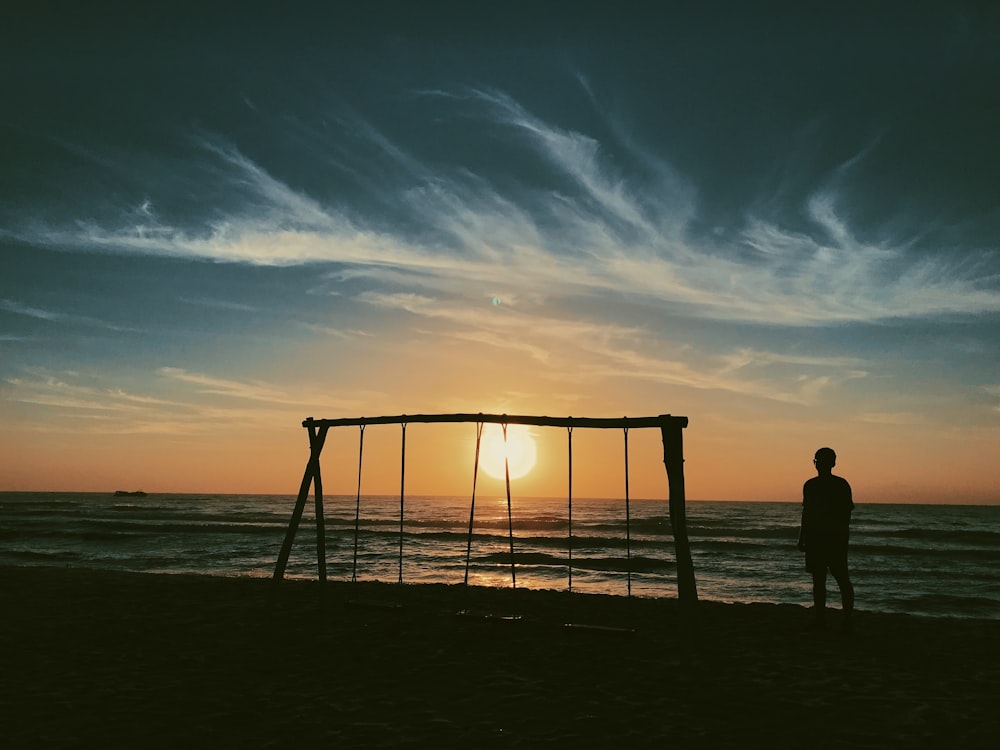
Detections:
[455, 609, 523, 623]
[563, 622, 635, 636]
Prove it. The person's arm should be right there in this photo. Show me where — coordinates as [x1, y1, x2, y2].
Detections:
[797, 484, 808, 550]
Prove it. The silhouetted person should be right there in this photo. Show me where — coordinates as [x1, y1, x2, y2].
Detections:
[798, 447, 854, 632]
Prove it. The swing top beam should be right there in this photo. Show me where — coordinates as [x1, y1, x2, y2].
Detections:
[303, 413, 688, 430]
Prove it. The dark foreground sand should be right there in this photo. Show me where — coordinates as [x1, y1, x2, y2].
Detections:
[2, 567, 997, 749]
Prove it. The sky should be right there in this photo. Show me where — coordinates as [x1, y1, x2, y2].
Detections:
[2, 2, 999, 503]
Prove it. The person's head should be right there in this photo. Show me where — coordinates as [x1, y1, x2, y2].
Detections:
[814, 447, 837, 473]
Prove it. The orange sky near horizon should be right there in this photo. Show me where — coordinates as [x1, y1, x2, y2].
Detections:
[2, 407, 997, 505]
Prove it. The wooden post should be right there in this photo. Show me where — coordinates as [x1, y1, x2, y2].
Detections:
[310, 423, 327, 583]
[660, 417, 697, 604]
[273, 420, 329, 580]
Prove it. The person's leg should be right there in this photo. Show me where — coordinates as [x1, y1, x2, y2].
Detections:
[830, 561, 854, 632]
[810, 565, 827, 620]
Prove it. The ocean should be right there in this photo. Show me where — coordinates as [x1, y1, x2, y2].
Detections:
[1, 492, 997, 620]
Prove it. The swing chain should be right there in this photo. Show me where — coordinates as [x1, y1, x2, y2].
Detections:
[502, 422, 516, 589]
[624, 424, 632, 597]
[352, 424, 366, 582]
[567, 425, 574, 592]
[464, 422, 485, 585]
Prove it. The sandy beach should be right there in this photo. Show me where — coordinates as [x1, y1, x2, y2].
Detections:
[2, 567, 996, 748]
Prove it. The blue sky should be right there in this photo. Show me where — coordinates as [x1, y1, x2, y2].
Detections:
[2, 3, 998, 501]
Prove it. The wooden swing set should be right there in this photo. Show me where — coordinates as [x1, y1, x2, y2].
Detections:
[273, 413, 697, 604]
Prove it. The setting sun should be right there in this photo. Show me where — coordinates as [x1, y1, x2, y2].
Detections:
[478, 424, 537, 480]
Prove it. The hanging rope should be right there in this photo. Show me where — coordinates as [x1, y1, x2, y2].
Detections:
[502, 422, 517, 589]
[567, 425, 574, 592]
[352, 424, 365, 582]
[398, 422, 407, 584]
[624, 425, 632, 597]
[464, 421, 485, 585]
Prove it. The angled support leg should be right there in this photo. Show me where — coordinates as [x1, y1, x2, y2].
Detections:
[311, 423, 328, 582]
[273, 420, 330, 581]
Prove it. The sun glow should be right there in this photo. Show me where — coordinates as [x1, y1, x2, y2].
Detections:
[478, 424, 537, 480]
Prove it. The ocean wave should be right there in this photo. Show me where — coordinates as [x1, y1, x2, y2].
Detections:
[886, 593, 1000, 619]
[476, 551, 673, 573]
[871, 527, 1000, 544]
[849, 543, 1000, 560]
[0, 549, 82, 563]
[689, 525, 802, 540]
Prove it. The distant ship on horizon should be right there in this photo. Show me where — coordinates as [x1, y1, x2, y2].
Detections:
[113, 490, 147, 497]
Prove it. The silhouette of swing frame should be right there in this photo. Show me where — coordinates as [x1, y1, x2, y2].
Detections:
[273, 413, 697, 604]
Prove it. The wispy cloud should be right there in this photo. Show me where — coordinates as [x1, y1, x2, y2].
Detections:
[468, 86, 695, 241]
[856, 411, 927, 425]
[155, 367, 379, 412]
[358, 291, 867, 405]
[0, 298, 141, 332]
[984, 385, 1000, 414]
[1, 299, 61, 321]
[3, 372, 190, 430]
[157, 367, 305, 405]
[296, 322, 372, 339]
[2, 368, 381, 436]
[179, 297, 259, 313]
[8, 91, 999, 331]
